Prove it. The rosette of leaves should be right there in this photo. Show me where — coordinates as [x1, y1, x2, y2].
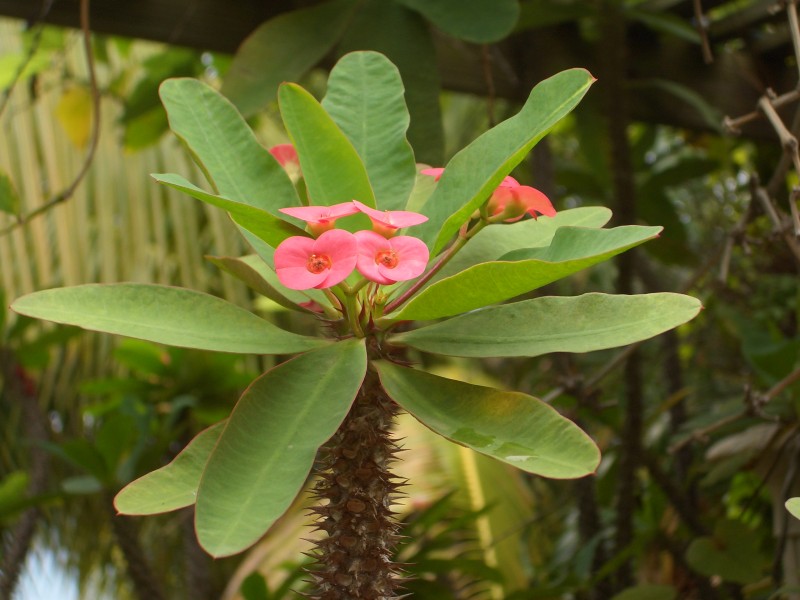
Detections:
[11, 52, 701, 599]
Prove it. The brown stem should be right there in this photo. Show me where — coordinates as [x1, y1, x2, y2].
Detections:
[307, 370, 405, 599]
[107, 496, 167, 600]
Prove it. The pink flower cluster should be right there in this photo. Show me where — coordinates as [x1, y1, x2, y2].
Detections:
[421, 168, 555, 221]
[274, 201, 429, 290]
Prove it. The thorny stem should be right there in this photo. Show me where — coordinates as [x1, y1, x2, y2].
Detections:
[308, 369, 406, 599]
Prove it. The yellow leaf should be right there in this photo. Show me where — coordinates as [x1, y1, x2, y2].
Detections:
[55, 86, 92, 148]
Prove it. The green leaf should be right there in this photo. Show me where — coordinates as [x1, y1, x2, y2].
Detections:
[414, 69, 595, 254]
[279, 83, 376, 210]
[11, 284, 327, 354]
[338, 0, 444, 164]
[221, 0, 357, 117]
[0, 172, 20, 216]
[391, 225, 661, 320]
[376, 361, 599, 478]
[206, 255, 306, 312]
[240, 573, 270, 600]
[391, 293, 702, 357]
[115, 422, 224, 515]
[206, 254, 328, 309]
[788, 497, 800, 521]
[195, 339, 367, 557]
[159, 78, 299, 213]
[685, 519, 764, 584]
[0, 471, 30, 516]
[433, 206, 613, 282]
[322, 51, 417, 211]
[153, 173, 305, 248]
[394, 0, 520, 43]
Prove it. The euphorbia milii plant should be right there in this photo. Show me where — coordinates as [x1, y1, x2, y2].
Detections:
[11, 52, 701, 599]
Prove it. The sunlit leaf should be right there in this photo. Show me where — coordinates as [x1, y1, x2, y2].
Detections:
[55, 85, 93, 148]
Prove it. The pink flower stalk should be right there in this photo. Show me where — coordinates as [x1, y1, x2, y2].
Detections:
[354, 230, 429, 285]
[280, 203, 360, 236]
[274, 229, 358, 290]
[352, 200, 428, 238]
[420, 167, 445, 181]
[488, 178, 555, 222]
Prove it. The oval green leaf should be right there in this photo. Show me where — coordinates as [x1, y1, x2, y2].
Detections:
[787, 497, 800, 520]
[392, 225, 661, 320]
[414, 68, 595, 254]
[114, 422, 225, 515]
[195, 338, 367, 557]
[376, 361, 599, 478]
[322, 51, 416, 211]
[337, 1, 444, 164]
[279, 83, 376, 209]
[391, 293, 702, 357]
[159, 78, 299, 214]
[11, 284, 327, 354]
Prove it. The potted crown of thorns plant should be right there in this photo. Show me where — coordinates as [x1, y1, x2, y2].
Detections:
[11, 52, 701, 598]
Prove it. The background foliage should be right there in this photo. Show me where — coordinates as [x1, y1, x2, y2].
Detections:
[1, 1, 799, 599]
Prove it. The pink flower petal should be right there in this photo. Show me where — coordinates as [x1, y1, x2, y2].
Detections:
[488, 183, 555, 222]
[354, 231, 395, 284]
[420, 167, 445, 181]
[274, 230, 357, 290]
[279, 203, 360, 236]
[279, 203, 359, 223]
[354, 231, 429, 284]
[352, 200, 428, 235]
[517, 185, 556, 218]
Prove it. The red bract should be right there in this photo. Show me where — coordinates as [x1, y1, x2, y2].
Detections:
[352, 200, 428, 238]
[269, 144, 299, 167]
[269, 144, 302, 180]
[354, 230, 429, 285]
[274, 230, 358, 290]
[279, 203, 360, 236]
[488, 178, 556, 222]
